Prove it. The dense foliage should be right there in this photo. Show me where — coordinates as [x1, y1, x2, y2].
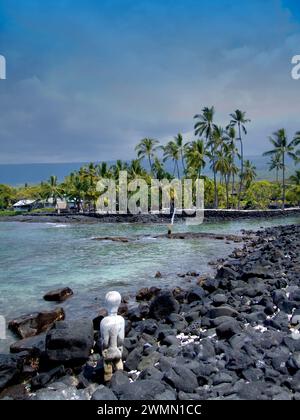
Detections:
[1, 109, 299, 212]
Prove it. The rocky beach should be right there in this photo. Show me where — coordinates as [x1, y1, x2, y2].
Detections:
[0, 223, 300, 400]
[1, 208, 300, 224]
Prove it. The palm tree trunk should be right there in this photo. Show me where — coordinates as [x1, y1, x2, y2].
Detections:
[213, 167, 218, 209]
[173, 162, 176, 177]
[225, 175, 229, 209]
[238, 124, 243, 210]
[181, 151, 186, 175]
[148, 157, 152, 175]
[282, 152, 285, 210]
[177, 161, 180, 179]
[210, 141, 218, 209]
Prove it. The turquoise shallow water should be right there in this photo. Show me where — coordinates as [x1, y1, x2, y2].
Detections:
[0, 215, 299, 351]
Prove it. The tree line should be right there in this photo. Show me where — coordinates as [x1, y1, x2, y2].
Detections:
[1, 107, 300, 212]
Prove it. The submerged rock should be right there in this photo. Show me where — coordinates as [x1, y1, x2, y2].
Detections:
[43, 287, 73, 302]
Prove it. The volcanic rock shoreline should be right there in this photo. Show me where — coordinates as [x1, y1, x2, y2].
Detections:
[1, 224, 300, 400]
[0, 207, 300, 224]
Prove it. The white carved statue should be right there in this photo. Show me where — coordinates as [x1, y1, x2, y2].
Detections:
[100, 291, 125, 382]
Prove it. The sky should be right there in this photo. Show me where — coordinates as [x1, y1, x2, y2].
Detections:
[0, 0, 300, 164]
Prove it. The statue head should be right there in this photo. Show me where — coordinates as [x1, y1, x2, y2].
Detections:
[105, 291, 121, 315]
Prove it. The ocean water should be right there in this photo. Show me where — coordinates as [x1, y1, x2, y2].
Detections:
[0, 155, 297, 185]
[0, 216, 299, 351]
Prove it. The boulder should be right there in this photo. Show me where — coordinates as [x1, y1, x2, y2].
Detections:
[45, 319, 94, 363]
[137, 352, 161, 371]
[139, 319, 158, 335]
[149, 291, 180, 320]
[118, 379, 166, 400]
[161, 335, 180, 347]
[136, 287, 160, 301]
[212, 294, 227, 306]
[127, 307, 143, 322]
[172, 287, 186, 303]
[202, 277, 220, 292]
[138, 302, 150, 318]
[92, 308, 108, 330]
[8, 308, 65, 339]
[186, 287, 205, 303]
[178, 391, 201, 400]
[138, 367, 163, 381]
[290, 290, 300, 302]
[31, 365, 65, 389]
[156, 389, 177, 400]
[0, 383, 28, 400]
[31, 385, 91, 400]
[208, 306, 238, 319]
[43, 287, 73, 302]
[212, 372, 234, 385]
[118, 302, 129, 317]
[10, 333, 46, 355]
[124, 346, 143, 371]
[0, 354, 22, 391]
[163, 365, 198, 393]
[91, 385, 117, 401]
[242, 265, 273, 280]
[216, 266, 238, 280]
[216, 319, 241, 338]
[109, 370, 131, 397]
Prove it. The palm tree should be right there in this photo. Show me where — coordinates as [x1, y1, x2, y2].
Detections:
[289, 170, 300, 185]
[242, 160, 256, 189]
[163, 140, 180, 178]
[64, 172, 86, 212]
[268, 153, 283, 183]
[47, 175, 61, 208]
[185, 139, 206, 177]
[111, 160, 128, 179]
[263, 128, 298, 209]
[174, 133, 187, 174]
[227, 110, 251, 209]
[194, 106, 217, 139]
[194, 106, 218, 207]
[135, 138, 159, 174]
[96, 162, 111, 178]
[207, 126, 227, 207]
[293, 131, 300, 164]
[128, 159, 145, 179]
[225, 126, 239, 196]
[152, 157, 169, 180]
[214, 147, 231, 208]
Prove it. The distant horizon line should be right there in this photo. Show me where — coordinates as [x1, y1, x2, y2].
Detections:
[0, 154, 269, 166]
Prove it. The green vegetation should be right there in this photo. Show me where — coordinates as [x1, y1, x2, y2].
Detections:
[0, 210, 22, 217]
[29, 207, 56, 214]
[0, 108, 299, 211]
[263, 129, 299, 209]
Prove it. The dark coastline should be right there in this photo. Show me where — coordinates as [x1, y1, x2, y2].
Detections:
[0, 207, 300, 224]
